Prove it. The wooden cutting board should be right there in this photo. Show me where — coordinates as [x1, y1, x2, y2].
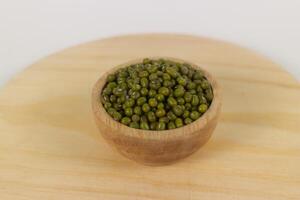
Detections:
[0, 34, 299, 200]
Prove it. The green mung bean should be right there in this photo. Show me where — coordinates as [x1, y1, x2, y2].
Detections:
[101, 58, 213, 130]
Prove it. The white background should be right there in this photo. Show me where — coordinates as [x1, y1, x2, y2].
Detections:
[1, 0, 300, 87]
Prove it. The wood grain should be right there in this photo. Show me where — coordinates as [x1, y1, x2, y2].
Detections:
[0, 34, 299, 199]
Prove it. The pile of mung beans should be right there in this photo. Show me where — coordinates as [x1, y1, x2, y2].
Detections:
[101, 58, 213, 130]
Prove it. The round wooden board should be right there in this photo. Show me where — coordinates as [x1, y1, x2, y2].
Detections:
[0, 34, 299, 200]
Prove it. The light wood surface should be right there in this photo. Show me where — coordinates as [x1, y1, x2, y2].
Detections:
[0, 34, 299, 199]
[92, 57, 222, 165]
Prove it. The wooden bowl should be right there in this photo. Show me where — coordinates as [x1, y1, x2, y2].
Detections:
[92, 57, 222, 166]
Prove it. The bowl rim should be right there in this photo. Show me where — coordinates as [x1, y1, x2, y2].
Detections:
[92, 57, 221, 140]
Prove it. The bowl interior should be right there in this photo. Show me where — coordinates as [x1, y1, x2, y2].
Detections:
[92, 57, 221, 140]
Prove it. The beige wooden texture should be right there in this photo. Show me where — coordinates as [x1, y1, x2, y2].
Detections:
[0, 34, 299, 200]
